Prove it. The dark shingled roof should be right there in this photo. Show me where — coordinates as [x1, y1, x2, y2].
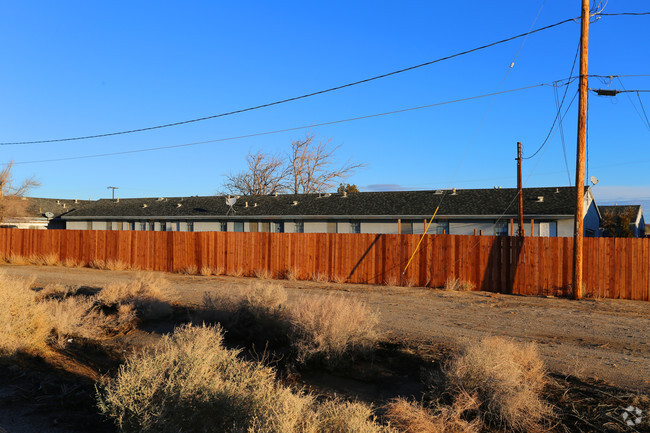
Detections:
[62, 186, 589, 219]
[598, 205, 641, 218]
[26, 198, 94, 218]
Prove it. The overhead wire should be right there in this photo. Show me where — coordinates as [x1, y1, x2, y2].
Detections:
[10, 82, 556, 166]
[402, 1, 548, 275]
[0, 16, 582, 146]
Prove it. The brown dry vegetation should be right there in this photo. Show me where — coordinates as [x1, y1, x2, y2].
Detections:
[97, 324, 394, 433]
[445, 336, 553, 432]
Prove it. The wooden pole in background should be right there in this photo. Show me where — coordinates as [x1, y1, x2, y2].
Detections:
[572, 0, 590, 300]
[517, 142, 524, 237]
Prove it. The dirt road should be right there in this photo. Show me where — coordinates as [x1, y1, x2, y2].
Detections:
[4, 264, 649, 392]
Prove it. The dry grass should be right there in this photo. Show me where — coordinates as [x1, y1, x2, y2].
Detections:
[199, 266, 220, 276]
[97, 324, 392, 433]
[0, 272, 51, 356]
[44, 296, 136, 348]
[228, 268, 244, 278]
[34, 283, 80, 301]
[383, 275, 399, 287]
[254, 268, 274, 280]
[445, 336, 553, 432]
[444, 277, 475, 292]
[312, 272, 330, 283]
[385, 393, 481, 433]
[289, 294, 379, 365]
[6, 253, 29, 266]
[332, 273, 347, 284]
[284, 267, 300, 281]
[178, 264, 198, 275]
[89, 258, 133, 271]
[97, 273, 176, 321]
[63, 257, 85, 268]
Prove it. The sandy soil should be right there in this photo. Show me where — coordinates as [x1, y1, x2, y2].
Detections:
[3, 264, 649, 393]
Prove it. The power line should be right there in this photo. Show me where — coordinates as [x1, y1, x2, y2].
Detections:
[0, 17, 581, 146]
[10, 81, 557, 166]
[522, 40, 581, 160]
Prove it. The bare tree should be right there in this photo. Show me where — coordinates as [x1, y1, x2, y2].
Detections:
[286, 134, 364, 194]
[223, 151, 287, 195]
[0, 161, 40, 222]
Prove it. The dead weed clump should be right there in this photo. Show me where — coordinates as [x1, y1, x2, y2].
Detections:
[384, 392, 481, 433]
[254, 268, 274, 280]
[97, 273, 176, 321]
[97, 324, 393, 433]
[0, 273, 51, 356]
[444, 277, 475, 292]
[289, 294, 378, 366]
[445, 336, 553, 432]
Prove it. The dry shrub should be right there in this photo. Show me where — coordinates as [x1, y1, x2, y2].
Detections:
[0, 273, 51, 356]
[289, 294, 378, 365]
[254, 268, 274, 280]
[446, 336, 552, 432]
[228, 268, 244, 278]
[6, 253, 29, 265]
[317, 399, 394, 433]
[98, 273, 176, 320]
[383, 275, 399, 286]
[97, 324, 392, 433]
[43, 296, 124, 347]
[96, 324, 317, 433]
[105, 259, 131, 271]
[312, 272, 330, 283]
[63, 257, 85, 268]
[385, 393, 481, 433]
[332, 274, 347, 284]
[89, 259, 106, 269]
[444, 277, 475, 292]
[199, 266, 216, 276]
[179, 264, 198, 275]
[284, 267, 300, 281]
[38, 253, 60, 266]
[35, 283, 80, 301]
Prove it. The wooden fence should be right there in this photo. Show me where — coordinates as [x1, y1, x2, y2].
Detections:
[0, 228, 647, 301]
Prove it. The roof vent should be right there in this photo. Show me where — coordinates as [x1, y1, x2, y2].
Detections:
[74, 199, 78, 203]
[537, 196, 544, 202]
[142, 204, 148, 208]
[451, 188, 457, 195]
[324, 193, 331, 198]
[292, 200, 298, 206]
[56, 200, 60, 204]
[177, 203, 182, 208]
[62, 203, 66, 208]
[273, 192, 278, 197]
[245, 202, 249, 207]
[555, 188, 560, 193]
[116, 198, 120, 203]
[342, 191, 347, 197]
[254, 203, 258, 207]
[434, 190, 443, 195]
[157, 197, 164, 201]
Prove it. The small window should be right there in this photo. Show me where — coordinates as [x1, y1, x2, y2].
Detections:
[350, 221, 361, 234]
[435, 220, 449, 235]
[234, 221, 244, 232]
[160, 221, 167, 232]
[187, 221, 194, 232]
[294, 221, 304, 233]
[106, 221, 112, 231]
[130, 222, 136, 231]
[139, 222, 146, 231]
[272, 221, 284, 233]
[495, 221, 508, 237]
[400, 221, 413, 235]
[220, 221, 227, 232]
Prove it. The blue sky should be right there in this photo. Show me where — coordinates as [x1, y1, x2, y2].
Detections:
[1, 1, 648, 208]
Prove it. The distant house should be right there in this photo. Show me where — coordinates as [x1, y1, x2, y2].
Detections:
[599, 205, 645, 238]
[0, 198, 91, 230]
[59, 186, 600, 237]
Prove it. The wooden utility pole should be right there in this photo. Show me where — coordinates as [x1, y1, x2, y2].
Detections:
[516, 142, 524, 237]
[107, 186, 119, 200]
[572, 0, 590, 300]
